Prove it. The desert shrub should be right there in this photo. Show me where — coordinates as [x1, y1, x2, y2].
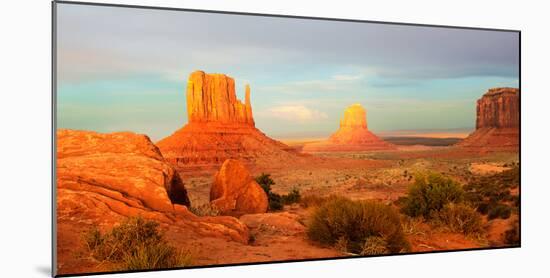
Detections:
[431, 203, 484, 235]
[83, 217, 192, 270]
[487, 204, 512, 220]
[400, 216, 424, 236]
[255, 173, 275, 193]
[255, 174, 301, 210]
[462, 167, 519, 228]
[282, 188, 301, 204]
[256, 173, 283, 210]
[504, 219, 520, 245]
[401, 172, 465, 218]
[464, 167, 519, 217]
[189, 203, 220, 217]
[307, 197, 410, 254]
[360, 236, 390, 256]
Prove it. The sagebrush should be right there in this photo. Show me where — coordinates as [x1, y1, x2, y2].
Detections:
[83, 217, 193, 270]
[401, 172, 465, 218]
[307, 196, 410, 254]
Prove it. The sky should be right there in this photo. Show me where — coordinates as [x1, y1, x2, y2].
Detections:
[56, 3, 519, 141]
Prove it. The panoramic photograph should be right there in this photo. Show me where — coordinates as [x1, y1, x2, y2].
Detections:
[55, 2, 520, 276]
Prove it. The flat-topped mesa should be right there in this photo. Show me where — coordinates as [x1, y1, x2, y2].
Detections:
[458, 87, 519, 152]
[476, 87, 519, 129]
[186, 71, 255, 126]
[340, 103, 367, 129]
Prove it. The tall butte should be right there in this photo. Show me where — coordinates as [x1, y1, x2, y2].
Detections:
[457, 87, 519, 151]
[157, 71, 296, 170]
[303, 103, 395, 152]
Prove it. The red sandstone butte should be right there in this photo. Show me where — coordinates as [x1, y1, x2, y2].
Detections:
[210, 159, 268, 216]
[157, 71, 298, 170]
[458, 87, 519, 151]
[303, 103, 395, 152]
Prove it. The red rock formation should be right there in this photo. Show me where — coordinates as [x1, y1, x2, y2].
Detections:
[210, 159, 268, 216]
[303, 104, 395, 152]
[56, 129, 249, 244]
[458, 88, 519, 151]
[157, 71, 300, 170]
[476, 87, 520, 129]
[186, 71, 254, 126]
[57, 129, 190, 211]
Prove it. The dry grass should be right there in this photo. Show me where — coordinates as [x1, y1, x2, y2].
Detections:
[83, 217, 193, 271]
[189, 203, 220, 217]
[306, 196, 410, 254]
[430, 203, 484, 236]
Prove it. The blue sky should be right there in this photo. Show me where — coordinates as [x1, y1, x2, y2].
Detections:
[56, 3, 519, 140]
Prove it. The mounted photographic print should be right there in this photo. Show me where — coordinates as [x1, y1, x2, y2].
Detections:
[53, 1, 520, 276]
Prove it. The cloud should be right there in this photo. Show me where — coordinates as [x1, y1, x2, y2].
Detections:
[331, 74, 364, 81]
[263, 105, 328, 122]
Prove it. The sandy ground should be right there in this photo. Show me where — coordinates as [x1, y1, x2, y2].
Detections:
[57, 146, 519, 274]
[180, 146, 519, 263]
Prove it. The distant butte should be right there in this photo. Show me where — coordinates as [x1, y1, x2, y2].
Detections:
[457, 87, 519, 151]
[156, 70, 299, 170]
[303, 103, 395, 152]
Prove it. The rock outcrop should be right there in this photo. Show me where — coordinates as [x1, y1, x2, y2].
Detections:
[458, 88, 519, 151]
[157, 71, 300, 170]
[210, 159, 268, 216]
[475, 88, 519, 129]
[303, 104, 395, 152]
[187, 71, 254, 126]
[57, 129, 190, 211]
[56, 129, 249, 244]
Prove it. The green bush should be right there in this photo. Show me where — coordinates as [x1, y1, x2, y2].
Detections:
[431, 203, 484, 235]
[487, 204, 512, 220]
[255, 173, 282, 210]
[255, 174, 301, 211]
[401, 172, 465, 218]
[283, 188, 301, 204]
[256, 173, 275, 193]
[504, 219, 520, 245]
[83, 217, 192, 270]
[464, 167, 520, 214]
[307, 197, 410, 254]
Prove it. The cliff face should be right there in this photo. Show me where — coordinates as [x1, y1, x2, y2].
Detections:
[476, 87, 519, 129]
[340, 103, 367, 129]
[186, 71, 254, 126]
[458, 87, 519, 151]
[303, 104, 394, 152]
[157, 71, 299, 170]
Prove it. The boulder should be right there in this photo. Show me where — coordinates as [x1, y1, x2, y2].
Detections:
[210, 159, 268, 216]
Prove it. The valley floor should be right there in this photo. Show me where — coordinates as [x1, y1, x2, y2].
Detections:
[57, 146, 519, 275]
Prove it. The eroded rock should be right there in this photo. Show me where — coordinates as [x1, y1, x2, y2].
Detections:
[210, 159, 268, 216]
[458, 88, 519, 151]
[303, 103, 395, 152]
